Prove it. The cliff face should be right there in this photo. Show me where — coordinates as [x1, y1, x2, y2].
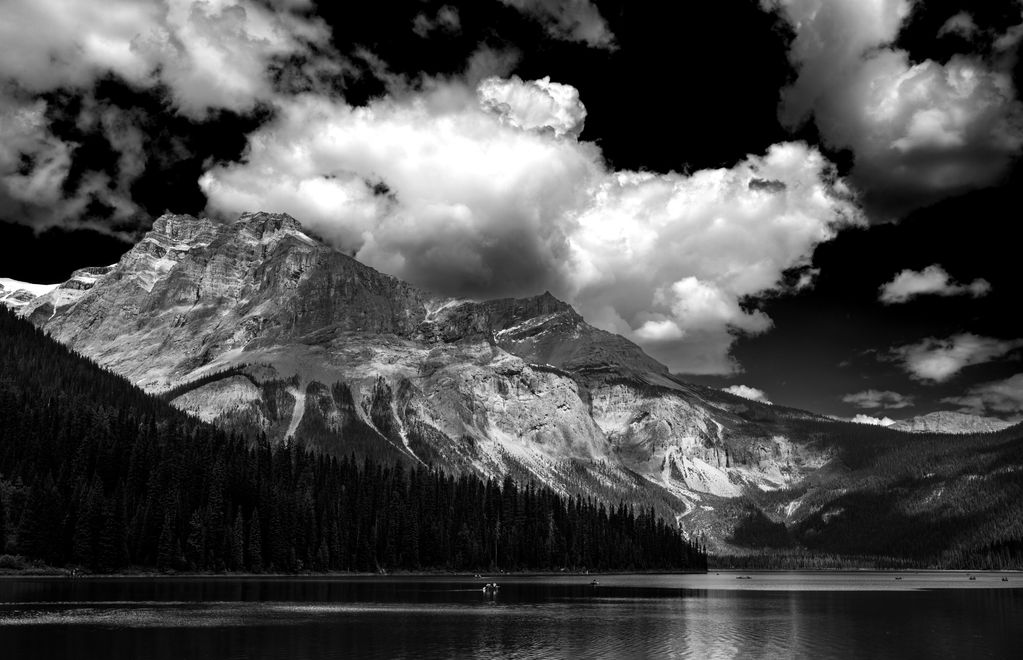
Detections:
[6, 211, 850, 552]
[41, 212, 427, 390]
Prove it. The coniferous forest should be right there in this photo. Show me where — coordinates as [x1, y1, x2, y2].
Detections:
[0, 308, 707, 573]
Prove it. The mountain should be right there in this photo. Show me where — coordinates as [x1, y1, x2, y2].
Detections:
[5, 211, 1022, 564]
[890, 411, 1013, 435]
[0, 306, 703, 573]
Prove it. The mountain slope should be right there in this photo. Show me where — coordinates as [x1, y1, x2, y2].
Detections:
[6, 211, 1021, 561]
[0, 306, 703, 572]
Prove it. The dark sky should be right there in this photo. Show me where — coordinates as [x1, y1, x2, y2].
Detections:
[1, 0, 1021, 422]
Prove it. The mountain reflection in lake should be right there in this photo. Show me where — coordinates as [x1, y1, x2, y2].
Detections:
[1, 573, 1020, 659]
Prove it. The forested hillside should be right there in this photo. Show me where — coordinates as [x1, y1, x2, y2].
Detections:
[0, 308, 706, 573]
[713, 417, 1023, 569]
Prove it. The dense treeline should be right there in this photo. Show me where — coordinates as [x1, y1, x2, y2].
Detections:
[721, 421, 1023, 569]
[0, 309, 705, 573]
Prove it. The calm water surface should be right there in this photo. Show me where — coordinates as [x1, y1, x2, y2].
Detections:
[1, 572, 1020, 659]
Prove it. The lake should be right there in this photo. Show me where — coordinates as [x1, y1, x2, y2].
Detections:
[1, 572, 1020, 659]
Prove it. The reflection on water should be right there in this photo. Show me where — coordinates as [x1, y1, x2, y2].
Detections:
[1, 573, 1020, 659]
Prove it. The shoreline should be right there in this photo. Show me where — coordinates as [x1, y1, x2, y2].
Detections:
[2, 567, 1020, 580]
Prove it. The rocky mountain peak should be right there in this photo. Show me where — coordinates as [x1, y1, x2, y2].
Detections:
[235, 211, 307, 240]
[486, 290, 582, 331]
[150, 213, 219, 244]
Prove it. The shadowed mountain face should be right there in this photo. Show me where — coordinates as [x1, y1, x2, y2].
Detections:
[6, 212, 1022, 559]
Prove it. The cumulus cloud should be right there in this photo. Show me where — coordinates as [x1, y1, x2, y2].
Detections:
[721, 385, 773, 405]
[478, 76, 586, 137]
[850, 414, 896, 426]
[879, 264, 991, 304]
[761, 0, 1023, 217]
[201, 77, 862, 374]
[0, 0, 328, 118]
[842, 389, 914, 410]
[889, 333, 1023, 383]
[498, 0, 614, 48]
[943, 373, 1023, 419]
[0, 0, 330, 230]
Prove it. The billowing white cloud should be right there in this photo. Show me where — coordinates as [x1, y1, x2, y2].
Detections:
[478, 75, 586, 137]
[850, 414, 896, 426]
[565, 142, 859, 372]
[943, 373, 1023, 419]
[499, 0, 614, 48]
[202, 78, 862, 374]
[890, 334, 1023, 383]
[721, 385, 773, 405]
[761, 0, 1023, 216]
[0, 0, 329, 118]
[879, 264, 991, 304]
[842, 389, 914, 410]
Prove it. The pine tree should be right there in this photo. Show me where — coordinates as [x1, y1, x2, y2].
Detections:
[96, 497, 129, 572]
[73, 483, 100, 569]
[157, 512, 180, 571]
[247, 508, 263, 572]
[0, 489, 7, 554]
[185, 510, 206, 570]
[18, 475, 62, 565]
[230, 513, 245, 571]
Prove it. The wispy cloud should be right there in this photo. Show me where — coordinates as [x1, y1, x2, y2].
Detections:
[849, 414, 896, 427]
[889, 334, 1023, 383]
[498, 0, 615, 48]
[842, 389, 914, 409]
[721, 385, 772, 405]
[942, 373, 1023, 420]
[879, 264, 991, 304]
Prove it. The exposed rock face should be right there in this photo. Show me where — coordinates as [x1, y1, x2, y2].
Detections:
[890, 411, 1012, 435]
[41, 212, 426, 390]
[1, 211, 870, 552]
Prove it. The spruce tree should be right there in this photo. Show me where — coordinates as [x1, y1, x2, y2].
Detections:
[0, 490, 7, 554]
[96, 498, 129, 572]
[157, 512, 180, 571]
[247, 508, 263, 572]
[230, 513, 245, 571]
